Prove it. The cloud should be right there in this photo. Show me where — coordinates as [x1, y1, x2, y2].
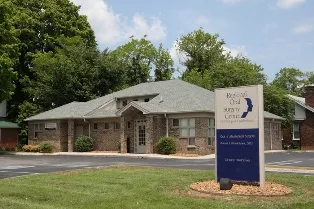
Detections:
[292, 24, 313, 33]
[223, 45, 248, 57]
[196, 16, 210, 26]
[220, 0, 246, 4]
[276, 0, 306, 9]
[70, 0, 166, 45]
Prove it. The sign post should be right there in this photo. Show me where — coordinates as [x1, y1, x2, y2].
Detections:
[215, 85, 265, 187]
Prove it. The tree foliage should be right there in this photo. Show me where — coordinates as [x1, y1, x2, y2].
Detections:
[0, 0, 18, 101]
[25, 37, 99, 111]
[110, 37, 174, 86]
[176, 28, 227, 78]
[6, 0, 96, 120]
[272, 67, 305, 96]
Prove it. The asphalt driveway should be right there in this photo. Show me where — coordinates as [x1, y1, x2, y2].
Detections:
[1, 151, 314, 179]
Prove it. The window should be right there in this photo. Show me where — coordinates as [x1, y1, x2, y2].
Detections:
[122, 100, 127, 106]
[272, 123, 280, 138]
[172, 119, 179, 127]
[127, 121, 131, 129]
[177, 118, 195, 146]
[133, 99, 138, 101]
[104, 122, 109, 129]
[93, 123, 98, 130]
[144, 98, 149, 102]
[208, 118, 215, 145]
[34, 124, 44, 138]
[293, 123, 300, 140]
[114, 122, 120, 129]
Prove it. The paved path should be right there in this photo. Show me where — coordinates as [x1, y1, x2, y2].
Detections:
[1, 151, 314, 179]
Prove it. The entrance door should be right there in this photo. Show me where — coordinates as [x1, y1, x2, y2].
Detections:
[135, 120, 146, 153]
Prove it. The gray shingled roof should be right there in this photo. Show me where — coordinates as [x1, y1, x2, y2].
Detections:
[25, 80, 284, 121]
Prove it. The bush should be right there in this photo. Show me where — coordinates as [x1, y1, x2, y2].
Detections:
[156, 136, 176, 155]
[75, 135, 93, 152]
[39, 141, 53, 153]
[22, 145, 39, 152]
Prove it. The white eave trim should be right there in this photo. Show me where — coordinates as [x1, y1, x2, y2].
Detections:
[287, 95, 314, 114]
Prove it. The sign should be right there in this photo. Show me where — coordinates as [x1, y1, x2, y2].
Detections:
[215, 85, 265, 187]
[45, 122, 57, 130]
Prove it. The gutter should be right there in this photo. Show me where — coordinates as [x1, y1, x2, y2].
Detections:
[83, 116, 91, 137]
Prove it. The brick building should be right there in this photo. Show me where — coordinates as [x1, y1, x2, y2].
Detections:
[26, 80, 283, 154]
[286, 85, 314, 150]
[0, 101, 20, 149]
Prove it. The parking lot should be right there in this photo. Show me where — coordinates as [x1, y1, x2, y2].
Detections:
[1, 151, 314, 179]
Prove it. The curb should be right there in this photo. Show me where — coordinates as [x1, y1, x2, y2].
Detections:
[1, 151, 216, 160]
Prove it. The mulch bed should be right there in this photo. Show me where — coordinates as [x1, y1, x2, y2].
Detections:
[190, 180, 292, 197]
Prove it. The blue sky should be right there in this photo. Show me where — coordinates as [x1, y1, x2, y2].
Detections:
[71, 0, 314, 81]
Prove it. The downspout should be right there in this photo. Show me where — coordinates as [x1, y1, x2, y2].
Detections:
[164, 114, 168, 137]
[270, 119, 274, 150]
[83, 116, 90, 138]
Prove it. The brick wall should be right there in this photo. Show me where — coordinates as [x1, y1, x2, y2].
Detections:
[168, 117, 215, 155]
[152, 117, 166, 153]
[300, 110, 314, 149]
[304, 86, 314, 108]
[90, 118, 120, 151]
[28, 120, 62, 151]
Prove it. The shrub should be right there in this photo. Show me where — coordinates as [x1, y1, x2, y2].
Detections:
[22, 145, 31, 152]
[156, 136, 176, 155]
[22, 145, 40, 152]
[75, 135, 93, 152]
[39, 141, 53, 153]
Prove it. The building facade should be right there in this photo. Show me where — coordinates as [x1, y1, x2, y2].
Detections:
[27, 80, 284, 154]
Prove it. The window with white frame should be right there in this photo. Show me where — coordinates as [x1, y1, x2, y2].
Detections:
[177, 118, 195, 146]
[293, 123, 300, 140]
[208, 118, 215, 145]
[34, 124, 44, 138]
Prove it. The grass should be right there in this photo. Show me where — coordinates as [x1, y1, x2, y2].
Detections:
[1, 166, 314, 209]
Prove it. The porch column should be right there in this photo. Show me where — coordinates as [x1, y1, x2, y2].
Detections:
[120, 116, 127, 153]
[146, 116, 154, 154]
[68, 119, 74, 152]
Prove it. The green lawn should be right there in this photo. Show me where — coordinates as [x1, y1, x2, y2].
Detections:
[1, 166, 314, 209]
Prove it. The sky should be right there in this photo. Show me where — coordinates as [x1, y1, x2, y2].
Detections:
[70, 0, 314, 81]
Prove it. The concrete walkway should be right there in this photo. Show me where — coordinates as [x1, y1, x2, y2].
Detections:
[2, 149, 290, 160]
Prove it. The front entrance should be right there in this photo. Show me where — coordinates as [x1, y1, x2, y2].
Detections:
[134, 120, 146, 153]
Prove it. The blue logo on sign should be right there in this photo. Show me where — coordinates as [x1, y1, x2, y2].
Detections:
[241, 98, 253, 118]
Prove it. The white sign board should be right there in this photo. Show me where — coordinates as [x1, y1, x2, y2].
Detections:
[215, 85, 265, 187]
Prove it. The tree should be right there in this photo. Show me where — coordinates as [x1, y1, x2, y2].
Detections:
[110, 37, 175, 86]
[176, 28, 227, 77]
[24, 37, 99, 111]
[183, 55, 267, 90]
[93, 48, 127, 96]
[154, 44, 175, 81]
[111, 37, 155, 86]
[264, 84, 294, 128]
[0, 0, 18, 101]
[272, 67, 305, 96]
[6, 0, 96, 121]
